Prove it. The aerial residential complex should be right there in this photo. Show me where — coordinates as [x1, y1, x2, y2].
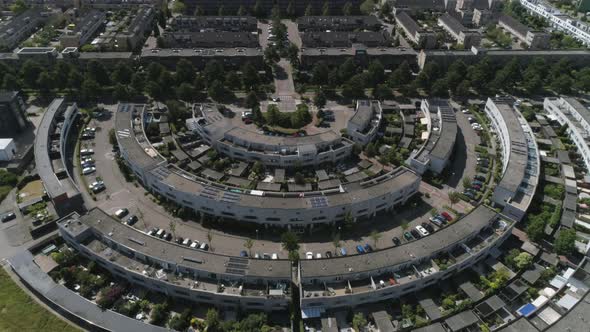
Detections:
[484, 98, 539, 221]
[1, 1, 589, 331]
[544, 97, 590, 172]
[520, 0, 590, 46]
[409, 99, 457, 175]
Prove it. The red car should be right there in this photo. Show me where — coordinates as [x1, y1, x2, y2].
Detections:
[472, 185, 481, 190]
[441, 212, 453, 221]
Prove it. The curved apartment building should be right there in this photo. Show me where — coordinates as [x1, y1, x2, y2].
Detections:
[115, 103, 421, 228]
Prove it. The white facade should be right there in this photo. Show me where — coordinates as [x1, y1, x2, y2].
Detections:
[544, 97, 590, 172]
[0, 138, 16, 161]
[520, 0, 590, 46]
[484, 98, 539, 221]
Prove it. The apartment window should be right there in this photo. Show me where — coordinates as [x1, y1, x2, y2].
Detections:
[244, 216, 258, 220]
[266, 217, 281, 222]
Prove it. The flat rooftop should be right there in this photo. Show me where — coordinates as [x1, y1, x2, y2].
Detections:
[158, 165, 420, 211]
[34, 98, 79, 199]
[115, 103, 165, 170]
[62, 208, 292, 280]
[300, 205, 499, 278]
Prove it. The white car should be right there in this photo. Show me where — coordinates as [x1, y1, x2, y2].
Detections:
[306, 252, 313, 260]
[462, 109, 470, 114]
[80, 149, 94, 155]
[82, 167, 96, 175]
[115, 208, 129, 218]
[85, 127, 97, 132]
[271, 253, 278, 260]
[190, 241, 199, 249]
[416, 225, 429, 237]
[316, 253, 322, 259]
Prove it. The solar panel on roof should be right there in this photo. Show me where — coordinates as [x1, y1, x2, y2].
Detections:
[309, 196, 329, 208]
[226, 268, 246, 275]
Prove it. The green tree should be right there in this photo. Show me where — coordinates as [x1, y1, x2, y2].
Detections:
[305, 4, 314, 16]
[20, 60, 42, 88]
[175, 59, 196, 84]
[311, 61, 330, 85]
[281, 231, 300, 252]
[207, 80, 227, 101]
[360, 0, 375, 14]
[193, 6, 204, 16]
[342, 74, 366, 99]
[352, 312, 367, 332]
[113, 83, 129, 101]
[369, 230, 381, 249]
[2, 73, 19, 90]
[111, 62, 133, 84]
[526, 218, 546, 242]
[81, 78, 100, 100]
[339, 58, 357, 81]
[514, 252, 533, 270]
[314, 89, 327, 108]
[264, 46, 280, 64]
[245, 91, 259, 109]
[176, 82, 195, 101]
[294, 172, 305, 184]
[131, 72, 145, 92]
[9, 0, 28, 14]
[244, 239, 254, 256]
[388, 60, 412, 87]
[205, 308, 220, 331]
[332, 233, 341, 252]
[574, 67, 590, 92]
[365, 142, 377, 157]
[37, 71, 53, 94]
[172, 0, 186, 14]
[431, 78, 449, 97]
[322, 1, 331, 15]
[253, 0, 264, 17]
[86, 60, 110, 85]
[367, 60, 385, 86]
[343, 1, 353, 15]
[448, 191, 460, 208]
[550, 74, 573, 94]
[241, 62, 260, 89]
[266, 104, 281, 125]
[554, 228, 576, 255]
[203, 60, 224, 83]
[286, 2, 295, 17]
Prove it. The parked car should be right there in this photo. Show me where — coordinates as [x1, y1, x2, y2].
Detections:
[175, 237, 184, 244]
[156, 229, 165, 238]
[80, 149, 94, 155]
[340, 247, 347, 256]
[325, 251, 333, 258]
[416, 225, 429, 237]
[472, 180, 484, 186]
[271, 253, 278, 260]
[364, 244, 373, 252]
[474, 175, 485, 181]
[1, 212, 16, 222]
[263, 253, 271, 259]
[403, 232, 413, 241]
[190, 242, 199, 249]
[410, 229, 422, 239]
[464, 192, 475, 199]
[126, 215, 138, 226]
[199, 243, 209, 251]
[472, 184, 482, 191]
[316, 253, 322, 259]
[306, 252, 313, 260]
[392, 237, 401, 246]
[82, 167, 96, 175]
[254, 252, 261, 259]
[441, 212, 453, 221]
[147, 227, 158, 236]
[430, 217, 443, 227]
[240, 250, 248, 257]
[81, 161, 95, 168]
[356, 245, 365, 254]
[115, 208, 129, 219]
[90, 182, 105, 193]
[182, 238, 192, 246]
[422, 222, 434, 233]
[164, 233, 172, 241]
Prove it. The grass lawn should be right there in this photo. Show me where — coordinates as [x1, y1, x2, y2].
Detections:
[0, 268, 80, 332]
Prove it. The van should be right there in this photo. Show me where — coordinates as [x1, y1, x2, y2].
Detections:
[199, 243, 209, 251]
[156, 229, 165, 238]
[115, 208, 128, 218]
[416, 225, 429, 237]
